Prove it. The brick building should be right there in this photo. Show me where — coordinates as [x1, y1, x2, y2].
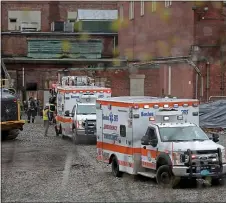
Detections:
[2, 1, 226, 103]
[1, 1, 126, 104]
[117, 1, 226, 101]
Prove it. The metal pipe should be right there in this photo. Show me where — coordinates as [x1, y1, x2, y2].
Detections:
[22, 67, 25, 87]
[200, 76, 204, 97]
[195, 73, 199, 99]
[113, 36, 116, 53]
[206, 62, 210, 102]
[209, 96, 226, 101]
[1, 32, 118, 36]
[168, 66, 171, 96]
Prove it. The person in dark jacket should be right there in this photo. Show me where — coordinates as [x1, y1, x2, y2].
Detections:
[27, 97, 37, 123]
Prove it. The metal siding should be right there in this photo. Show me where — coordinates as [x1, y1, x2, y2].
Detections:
[27, 39, 103, 59]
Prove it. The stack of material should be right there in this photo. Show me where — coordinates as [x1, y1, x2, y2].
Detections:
[199, 100, 226, 129]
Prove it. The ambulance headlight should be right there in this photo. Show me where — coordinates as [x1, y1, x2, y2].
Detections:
[222, 148, 226, 163]
[173, 152, 189, 165]
[177, 115, 183, 120]
[163, 116, 170, 121]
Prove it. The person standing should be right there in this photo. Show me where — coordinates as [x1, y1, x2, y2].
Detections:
[27, 97, 37, 123]
[43, 103, 51, 136]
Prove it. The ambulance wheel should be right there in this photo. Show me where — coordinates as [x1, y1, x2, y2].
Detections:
[156, 165, 179, 188]
[72, 129, 80, 145]
[111, 156, 123, 177]
[55, 126, 59, 136]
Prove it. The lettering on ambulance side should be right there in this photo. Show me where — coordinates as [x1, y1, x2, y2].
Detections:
[71, 95, 80, 99]
[141, 112, 154, 117]
[181, 110, 189, 115]
[104, 133, 118, 141]
[102, 112, 119, 123]
[104, 124, 117, 130]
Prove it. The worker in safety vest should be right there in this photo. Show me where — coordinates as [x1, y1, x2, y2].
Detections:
[43, 103, 51, 136]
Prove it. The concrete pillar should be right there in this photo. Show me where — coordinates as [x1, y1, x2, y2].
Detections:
[129, 74, 145, 96]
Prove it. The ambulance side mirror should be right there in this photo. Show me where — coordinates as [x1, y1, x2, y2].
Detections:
[64, 110, 70, 117]
[141, 136, 150, 145]
[212, 133, 219, 143]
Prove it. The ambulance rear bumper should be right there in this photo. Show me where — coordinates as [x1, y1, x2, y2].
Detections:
[172, 164, 226, 178]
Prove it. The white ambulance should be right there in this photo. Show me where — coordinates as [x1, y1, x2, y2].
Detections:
[96, 96, 226, 187]
[55, 85, 111, 144]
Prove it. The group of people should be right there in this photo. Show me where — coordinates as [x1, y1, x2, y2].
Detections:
[24, 96, 56, 136]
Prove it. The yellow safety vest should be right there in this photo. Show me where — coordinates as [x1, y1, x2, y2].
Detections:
[43, 109, 49, 120]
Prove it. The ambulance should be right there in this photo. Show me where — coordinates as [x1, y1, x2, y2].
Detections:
[96, 96, 226, 187]
[55, 85, 111, 144]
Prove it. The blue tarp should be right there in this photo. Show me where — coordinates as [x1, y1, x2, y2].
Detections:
[199, 100, 226, 129]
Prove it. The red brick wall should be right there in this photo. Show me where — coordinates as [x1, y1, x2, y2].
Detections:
[1, 1, 117, 32]
[118, 1, 194, 59]
[2, 34, 114, 57]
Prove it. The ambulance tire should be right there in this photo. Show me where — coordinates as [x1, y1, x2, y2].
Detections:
[72, 129, 80, 145]
[55, 126, 59, 136]
[156, 165, 179, 188]
[111, 156, 123, 177]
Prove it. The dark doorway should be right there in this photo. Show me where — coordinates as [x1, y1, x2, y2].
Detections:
[26, 82, 37, 91]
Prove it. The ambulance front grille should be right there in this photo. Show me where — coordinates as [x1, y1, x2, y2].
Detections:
[83, 119, 96, 135]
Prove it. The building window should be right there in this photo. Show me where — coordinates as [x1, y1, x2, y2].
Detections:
[129, 1, 134, 20]
[120, 5, 124, 21]
[152, 1, 157, 12]
[140, 1, 144, 16]
[9, 18, 17, 23]
[165, 1, 172, 7]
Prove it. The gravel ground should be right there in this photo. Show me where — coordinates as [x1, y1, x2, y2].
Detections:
[1, 121, 226, 202]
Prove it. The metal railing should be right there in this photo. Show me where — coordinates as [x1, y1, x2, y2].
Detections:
[208, 96, 226, 102]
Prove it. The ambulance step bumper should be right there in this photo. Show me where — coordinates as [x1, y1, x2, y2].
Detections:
[137, 171, 156, 178]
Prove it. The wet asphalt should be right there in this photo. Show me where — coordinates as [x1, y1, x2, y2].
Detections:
[1, 122, 226, 202]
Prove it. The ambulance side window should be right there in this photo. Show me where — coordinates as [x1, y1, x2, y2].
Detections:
[147, 128, 157, 140]
[71, 105, 76, 116]
[120, 125, 126, 137]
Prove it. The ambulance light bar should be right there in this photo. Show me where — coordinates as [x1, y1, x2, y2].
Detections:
[133, 105, 139, 109]
[183, 103, 189, 107]
[173, 104, 179, 108]
[177, 115, 183, 120]
[144, 105, 149, 109]
[163, 104, 169, 108]
[193, 103, 198, 107]
[163, 116, 170, 121]
[153, 104, 159, 109]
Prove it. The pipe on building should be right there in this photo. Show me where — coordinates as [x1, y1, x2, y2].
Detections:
[206, 62, 210, 101]
[195, 73, 199, 99]
[168, 66, 171, 96]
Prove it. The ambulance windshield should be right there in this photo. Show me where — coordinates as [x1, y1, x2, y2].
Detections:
[159, 126, 209, 142]
[77, 104, 96, 115]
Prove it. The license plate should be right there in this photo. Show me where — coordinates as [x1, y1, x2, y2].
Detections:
[200, 169, 210, 176]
